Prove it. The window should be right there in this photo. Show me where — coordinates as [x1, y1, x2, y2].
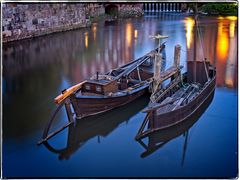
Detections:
[85, 84, 91, 90]
[96, 86, 102, 92]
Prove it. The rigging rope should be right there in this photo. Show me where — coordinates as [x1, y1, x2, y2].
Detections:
[196, 16, 209, 80]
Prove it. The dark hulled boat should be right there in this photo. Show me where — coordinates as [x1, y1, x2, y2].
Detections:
[70, 64, 180, 119]
[55, 42, 180, 119]
[135, 61, 216, 140]
[136, 5, 216, 140]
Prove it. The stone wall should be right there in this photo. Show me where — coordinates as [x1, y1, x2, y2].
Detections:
[2, 3, 105, 43]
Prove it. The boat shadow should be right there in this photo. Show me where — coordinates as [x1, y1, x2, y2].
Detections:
[43, 95, 150, 160]
[137, 90, 214, 158]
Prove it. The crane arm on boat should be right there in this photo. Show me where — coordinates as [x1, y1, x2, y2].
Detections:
[54, 80, 87, 104]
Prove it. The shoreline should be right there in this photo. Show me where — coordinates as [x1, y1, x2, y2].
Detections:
[2, 12, 237, 44]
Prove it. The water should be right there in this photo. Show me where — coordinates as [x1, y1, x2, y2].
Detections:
[2, 13, 238, 178]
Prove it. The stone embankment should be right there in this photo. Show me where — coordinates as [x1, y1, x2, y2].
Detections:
[2, 3, 105, 43]
[2, 3, 144, 43]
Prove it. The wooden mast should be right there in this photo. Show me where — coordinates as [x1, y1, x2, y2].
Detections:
[149, 34, 168, 97]
[193, 4, 198, 83]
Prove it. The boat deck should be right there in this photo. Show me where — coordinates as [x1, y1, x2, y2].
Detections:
[156, 86, 199, 115]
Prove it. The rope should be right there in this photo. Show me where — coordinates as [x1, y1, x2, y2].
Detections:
[137, 65, 142, 81]
[196, 16, 209, 80]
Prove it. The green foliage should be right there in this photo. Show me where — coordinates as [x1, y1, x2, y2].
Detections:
[200, 3, 238, 15]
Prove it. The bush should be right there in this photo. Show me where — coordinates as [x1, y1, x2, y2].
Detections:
[200, 3, 238, 15]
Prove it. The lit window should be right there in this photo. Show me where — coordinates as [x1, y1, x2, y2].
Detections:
[85, 85, 90, 90]
[96, 86, 102, 92]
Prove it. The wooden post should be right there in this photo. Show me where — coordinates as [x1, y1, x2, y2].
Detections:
[153, 53, 162, 91]
[64, 98, 74, 123]
[174, 44, 181, 67]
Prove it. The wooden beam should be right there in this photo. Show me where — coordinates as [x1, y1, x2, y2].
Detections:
[142, 97, 180, 113]
[37, 121, 73, 145]
[54, 80, 87, 104]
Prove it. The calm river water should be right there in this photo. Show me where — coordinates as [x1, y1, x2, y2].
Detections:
[2, 13, 238, 178]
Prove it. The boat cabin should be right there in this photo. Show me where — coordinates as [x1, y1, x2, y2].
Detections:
[82, 78, 118, 95]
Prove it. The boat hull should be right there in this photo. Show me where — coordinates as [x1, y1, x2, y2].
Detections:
[70, 85, 149, 119]
[150, 76, 216, 132]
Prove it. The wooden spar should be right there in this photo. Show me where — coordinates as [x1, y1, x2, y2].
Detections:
[42, 101, 65, 139]
[54, 80, 87, 104]
[108, 44, 165, 75]
[142, 97, 181, 113]
[38, 121, 73, 145]
[38, 96, 76, 145]
[135, 112, 152, 140]
[113, 56, 150, 80]
[174, 45, 181, 67]
[113, 43, 167, 80]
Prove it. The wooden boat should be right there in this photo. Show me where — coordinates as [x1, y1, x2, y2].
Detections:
[136, 5, 216, 140]
[135, 60, 216, 140]
[137, 90, 214, 158]
[55, 42, 180, 119]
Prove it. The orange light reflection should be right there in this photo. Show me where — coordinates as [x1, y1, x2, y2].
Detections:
[126, 23, 133, 47]
[134, 30, 138, 39]
[92, 24, 97, 41]
[216, 22, 229, 61]
[229, 21, 235, 38]
[84, 32, 88, 48]
[184, 17, 194, 49]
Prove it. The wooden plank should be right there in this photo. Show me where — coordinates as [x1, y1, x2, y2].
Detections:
[114, 56, 150, 80]
[171, 88, 185, 99]
[153, 76, 181, 103]
[113, 44, 166, 80]
[135, 112, 152, 140]
[142, 97, 180, 113]
[156, 104, 175, 115]
[54, 80, 87, 104]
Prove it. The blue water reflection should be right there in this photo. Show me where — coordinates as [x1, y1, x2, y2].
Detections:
[2, 14, 237, 178]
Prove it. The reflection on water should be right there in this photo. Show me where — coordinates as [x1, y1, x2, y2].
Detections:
[184, 16, 237, 88]
[217, 21, 229, 61]
[2, 14, 237, 178]
[84, 32, 89, 49]
[216, 16, 237, 88]
[184, 17, 194, 49]
[44, 96, 149, 160]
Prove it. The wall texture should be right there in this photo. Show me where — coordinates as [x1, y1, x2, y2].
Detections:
[118, 4, 144, 18]
[2, 3, 105, 43]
